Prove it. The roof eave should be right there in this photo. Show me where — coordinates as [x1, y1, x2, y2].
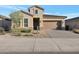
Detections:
[43, 14, 67, 18]
[20, 10, 33, 17]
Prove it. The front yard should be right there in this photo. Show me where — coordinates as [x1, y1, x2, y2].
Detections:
[0, 27, 79, 38]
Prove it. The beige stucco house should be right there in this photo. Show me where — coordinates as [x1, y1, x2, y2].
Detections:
[11, 5, 67, 31]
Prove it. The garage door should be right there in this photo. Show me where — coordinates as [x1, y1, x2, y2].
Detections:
[43, 21, 57, 30]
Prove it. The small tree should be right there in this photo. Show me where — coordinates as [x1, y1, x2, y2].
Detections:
[10, 11, 23, 29]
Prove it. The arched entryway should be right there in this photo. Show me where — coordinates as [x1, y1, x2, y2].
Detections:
[33, 18, 40, 30]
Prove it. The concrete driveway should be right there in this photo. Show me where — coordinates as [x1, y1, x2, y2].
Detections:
[0, 30, 79, 54]
[46, 30, 79, 38]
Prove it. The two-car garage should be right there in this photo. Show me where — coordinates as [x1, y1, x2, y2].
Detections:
[43, 14, 65, 30]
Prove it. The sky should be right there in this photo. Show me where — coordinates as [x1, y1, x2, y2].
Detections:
[0, 5, 79, 19]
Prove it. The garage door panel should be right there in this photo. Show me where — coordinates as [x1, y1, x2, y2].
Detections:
[43, 21, 57, 30]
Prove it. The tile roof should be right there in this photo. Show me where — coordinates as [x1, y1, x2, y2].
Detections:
[20, 10, 33, 16]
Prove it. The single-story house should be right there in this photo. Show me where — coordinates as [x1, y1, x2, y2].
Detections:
[65, 17, 79, 30]
[10, 5, 67, 31]
[0, 15, 11, 31]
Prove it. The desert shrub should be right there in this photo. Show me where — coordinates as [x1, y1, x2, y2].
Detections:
[0, 27, 4, 32]
[12, 28, 20, 33]
[21, 28, 31, 33]
[13, 32, 21, 36]
[11, 28, 21, 36]
[11, 28, 32, 36]
[0, 27, 5, 35]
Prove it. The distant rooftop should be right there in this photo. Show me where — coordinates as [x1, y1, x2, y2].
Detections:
[0, 15, 10, 19]
[66, 17, 79, 21]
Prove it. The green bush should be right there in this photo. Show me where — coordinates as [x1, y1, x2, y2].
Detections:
[21, 28, 31, 33]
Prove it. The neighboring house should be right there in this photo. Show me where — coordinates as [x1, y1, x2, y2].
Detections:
[65, 17, 79, 30]
[10, 5, 67, 31]
[0, 15, 11, 31]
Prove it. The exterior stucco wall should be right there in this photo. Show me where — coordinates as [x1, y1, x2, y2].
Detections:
[29, 7, 44, 28]
[21, 12, 33, 29]
[28, 7, 43, 17]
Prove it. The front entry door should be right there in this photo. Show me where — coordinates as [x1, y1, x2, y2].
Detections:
[33, 18, 40, 30]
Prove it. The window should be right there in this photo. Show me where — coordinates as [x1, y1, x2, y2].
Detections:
[35, 10, 38, 14]
[24, 18, 28, 27]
